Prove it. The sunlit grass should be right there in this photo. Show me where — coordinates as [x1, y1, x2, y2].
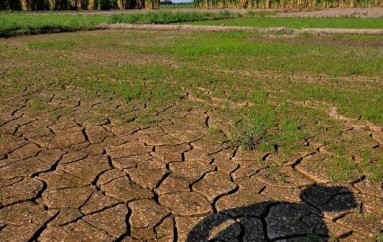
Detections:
[182, 16, 383, 29]
[0, 11, 239, 36]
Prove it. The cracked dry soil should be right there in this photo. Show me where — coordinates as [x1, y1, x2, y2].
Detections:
[0, 33, 382, 242]
[1, 83, 382, 242]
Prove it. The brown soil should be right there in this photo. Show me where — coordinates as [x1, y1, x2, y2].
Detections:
[1, 78, 382, 241]
[104, 23, 383, 35]
[0, 30, 382, 242]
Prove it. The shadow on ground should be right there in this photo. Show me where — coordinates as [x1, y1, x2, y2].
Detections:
[187, 185, 357, 241]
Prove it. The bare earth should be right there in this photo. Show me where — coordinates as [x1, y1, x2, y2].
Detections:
[104, 23, 383, 35]
[10, 24, 383, 37]
[1, 70, 382, 241]
[0, 28, 383, 241]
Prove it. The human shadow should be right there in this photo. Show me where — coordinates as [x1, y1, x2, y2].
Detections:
[187, 185, 357, 242]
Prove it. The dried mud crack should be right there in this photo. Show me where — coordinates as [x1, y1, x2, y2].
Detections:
[1, 86, 381, 242]
[1, 29, 382, 242]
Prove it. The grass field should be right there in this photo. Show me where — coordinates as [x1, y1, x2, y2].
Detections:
[0, 11, 238, 35]
[0, 13, 107, 34]
[1, 11, 383, 36]
[183, 16, 383, 29]
[1, 29, 382, 184]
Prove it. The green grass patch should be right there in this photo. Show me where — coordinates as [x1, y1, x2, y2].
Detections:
[107, 11, 239, 24]
[0, 13, 107, 35]
[0, 11, 239, 36]
[182, 16, 383, 29]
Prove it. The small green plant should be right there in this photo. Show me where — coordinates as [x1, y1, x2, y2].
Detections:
[264, 164, 278, 177]
[239, 127, 267, 151]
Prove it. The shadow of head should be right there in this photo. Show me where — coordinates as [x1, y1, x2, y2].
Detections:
[186, 185, 357, 242]
[300, 184, 357, 212]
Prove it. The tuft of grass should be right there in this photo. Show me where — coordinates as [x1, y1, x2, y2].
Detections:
[251, 90, 268, 104]
[231, 91, 247, 102]
[328, 149, 358, 182]
[235, 104, 275, 151]
[116, 81, 150, 102]
[239, 127, 268, 151]
[359, 150, 383, 182]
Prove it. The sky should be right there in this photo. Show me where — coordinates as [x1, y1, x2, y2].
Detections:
[162, 0, 193, 3]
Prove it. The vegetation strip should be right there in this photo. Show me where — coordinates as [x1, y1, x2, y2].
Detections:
[0, 11, 238, 37]
[1, 12, 383, 37]
[0, 0, 161, 10]
[2, 23, 383, 37]
[103, 24, 383, 35]
[184, 16, 383, 29]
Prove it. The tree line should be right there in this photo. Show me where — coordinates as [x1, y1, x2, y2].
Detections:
[0, 0, 159, 10]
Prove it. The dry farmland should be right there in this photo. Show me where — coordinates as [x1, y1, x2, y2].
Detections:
[0, 9, 382, 242]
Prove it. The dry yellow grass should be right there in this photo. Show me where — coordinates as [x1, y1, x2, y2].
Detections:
[1, 0, 159, 11]
[193, 0, 383, 9]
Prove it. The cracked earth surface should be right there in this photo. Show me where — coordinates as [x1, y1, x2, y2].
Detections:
[1, 84, 382, 242]
[0, 32, 382, 242]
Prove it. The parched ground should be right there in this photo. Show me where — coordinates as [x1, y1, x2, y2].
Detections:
[0, 29, 382, 242]
[104, 24, 383, 35]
